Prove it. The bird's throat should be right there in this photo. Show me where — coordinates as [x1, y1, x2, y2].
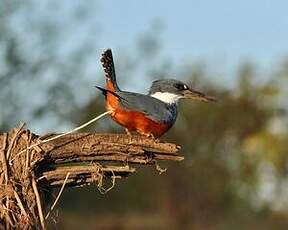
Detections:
[150, 92, 182, 104]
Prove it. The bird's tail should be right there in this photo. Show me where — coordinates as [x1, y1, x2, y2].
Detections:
[100, 49, 120, 92]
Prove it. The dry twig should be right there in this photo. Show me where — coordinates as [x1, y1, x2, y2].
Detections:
[45, 172, 70, 220]
[32, 179, 46, 230]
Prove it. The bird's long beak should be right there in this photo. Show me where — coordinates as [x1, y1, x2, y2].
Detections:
[183, 89, 216, 102]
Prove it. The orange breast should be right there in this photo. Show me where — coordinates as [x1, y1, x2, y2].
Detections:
[105, 89, 171, 137]
[111, 108, 171, 138]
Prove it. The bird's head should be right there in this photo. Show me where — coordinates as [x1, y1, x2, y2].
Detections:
[149, 79, 216, 104]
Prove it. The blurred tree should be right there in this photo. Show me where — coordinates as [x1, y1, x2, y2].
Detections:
[0, 0, 100, 132]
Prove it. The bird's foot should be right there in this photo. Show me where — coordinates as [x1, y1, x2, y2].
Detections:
[125, 128, 132, 136]
[144, 133, 160, 143]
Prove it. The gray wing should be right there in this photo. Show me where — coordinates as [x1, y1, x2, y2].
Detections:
[117, 91, 178, 124]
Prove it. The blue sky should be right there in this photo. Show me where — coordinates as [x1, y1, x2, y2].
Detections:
[97, 0, 288, 69]
[16, 0, 288, 84]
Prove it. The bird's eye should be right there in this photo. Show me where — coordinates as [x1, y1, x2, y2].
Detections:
[174, 83, 188, 90]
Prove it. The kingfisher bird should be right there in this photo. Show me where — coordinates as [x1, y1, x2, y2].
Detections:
[96, 49, 216, 138]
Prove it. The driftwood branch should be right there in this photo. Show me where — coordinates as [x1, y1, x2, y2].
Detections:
[0, 126, 183, 229]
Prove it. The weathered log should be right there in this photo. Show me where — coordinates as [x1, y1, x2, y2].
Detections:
[0, 126, 183, 229]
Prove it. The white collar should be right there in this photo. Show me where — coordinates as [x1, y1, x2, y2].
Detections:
[150, 92, 182, 104]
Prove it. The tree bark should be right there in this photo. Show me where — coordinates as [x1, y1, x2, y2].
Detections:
[0, 126, 183, 229]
